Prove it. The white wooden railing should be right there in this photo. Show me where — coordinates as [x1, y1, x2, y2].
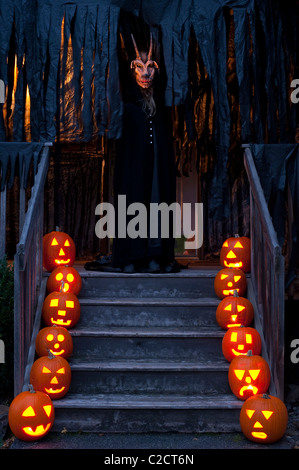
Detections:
[243, 146, 285, 400]
[13, 144, 51, 395]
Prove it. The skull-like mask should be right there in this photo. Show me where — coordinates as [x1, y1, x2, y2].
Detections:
[130, 34, 159, 89]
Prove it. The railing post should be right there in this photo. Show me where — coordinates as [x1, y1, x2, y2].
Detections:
[0, 185, 6, 259]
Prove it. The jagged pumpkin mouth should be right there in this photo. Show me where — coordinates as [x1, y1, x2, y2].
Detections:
[54, 259, 71, 265]
[45, 386, 66, 394]
[23, 423, 52, 437]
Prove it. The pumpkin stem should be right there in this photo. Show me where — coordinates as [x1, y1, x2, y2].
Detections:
[233, 290, 239, 297]
[47, 349, 56, 359]
[28, 384, 35, 393]
[56, 226, 60, 231]
[262, 393, 270, 399]
[247, 350, 253, 356]
[234, 234, 240, 238]
[60, 281, 65, 293]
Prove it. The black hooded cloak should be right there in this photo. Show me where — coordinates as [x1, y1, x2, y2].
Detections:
[112, 75, 176, 269]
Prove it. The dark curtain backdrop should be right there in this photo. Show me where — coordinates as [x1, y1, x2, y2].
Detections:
[0, 0, 297, 257]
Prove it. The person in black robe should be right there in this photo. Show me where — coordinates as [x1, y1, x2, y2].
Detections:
[111, 34, 179, 274]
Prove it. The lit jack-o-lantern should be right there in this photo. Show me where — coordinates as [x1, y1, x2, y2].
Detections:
[222, 326, 262, 362]
[216, 290, 254, 330]
[47, 266, 82, 295]
[220, 234, 251, 273]
[30, 351, 71, 400]
[214, 268, 247, 299]
[8, 384, 54, 441]
[42, 290, 80, 329]
[43, 231, 76, 272]
[240, 393, 288, 444]
[228, 351, 271, 400]
[35, 325, 73, 359]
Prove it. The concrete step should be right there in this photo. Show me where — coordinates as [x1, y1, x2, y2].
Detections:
[38, 265, 245, 433]
[77, 297, 220, 328]
[52, 393, 242, 433]
[69, 326, 224, 361]
[76, 267, 220, 298]
[67, 359, 231, 395]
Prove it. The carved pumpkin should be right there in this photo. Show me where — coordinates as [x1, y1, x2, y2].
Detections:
[8, 384, 54, 441]
[216, 290, 254, 330]
[42, 290, 80, 329]
[43, 231, 76, 272]
[222, 326, 262, 362]
[228, 351, 271, 400]
[220, 234, 251, 273]
[240, 393, 288, 444]
[35, 325, 73, 359]
[214, 268, 247, 299]
[47, 266, 82, 295]
[30, 351, 71, 400]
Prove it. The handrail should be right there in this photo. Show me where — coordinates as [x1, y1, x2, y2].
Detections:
[14, 144, 51, 396]
[243, 146, 285, 400]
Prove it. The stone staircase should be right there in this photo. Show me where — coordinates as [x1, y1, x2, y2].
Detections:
[47, 265, 244, 433]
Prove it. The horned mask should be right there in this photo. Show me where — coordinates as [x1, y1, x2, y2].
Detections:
[130, 33, 159, 89]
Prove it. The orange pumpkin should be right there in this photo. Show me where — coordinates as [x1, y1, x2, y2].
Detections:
[35, 325, 73, 359]
[240, 394, 288, 444]
[8, 384, 54, 441]
[30, 351, 71, 400]
[228, 351, 271, 400]
[220, 234, 251, 273]
[216, 290, 254, 329]
[43, 231, 76, 272]
[42, 290, 80, 329]
[222, 326, 262, 362]
[214, 268, 247, 299]
[47, 266, 82, 295]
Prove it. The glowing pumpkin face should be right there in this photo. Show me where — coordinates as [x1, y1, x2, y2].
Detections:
[47, 266, 82, 295]
[216, 291, 254, 329]
[214, 268, 247, 299]
[228, 351, 271, 400]
[43, 231, 76, 272]
[222, 326, 262, 362]
[42, 291, 81, 329]
[8, 385, 54, 441]
[220, 235, 251, 273]
[30, 352, 71, 400]
[35, 326, 73, 359]
[240, 394, 288, 444]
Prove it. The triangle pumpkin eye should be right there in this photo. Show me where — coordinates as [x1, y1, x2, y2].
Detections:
[249, 370, 260, 380]
[51, 238, 59, 246]
[262, 410, 273, 420]
[64, 240, 70, 247]
[246, 409, 255, 419]
[234, 241, 244, 248]
[42, 366, 51, 373]
[57, 367, 65, 374]
[237, 305, 246, 312]
[43, 405, 52, 417]
[234, 370, 245, 380]
[22, 406, 36, 417]
[224, 304, 232, 311]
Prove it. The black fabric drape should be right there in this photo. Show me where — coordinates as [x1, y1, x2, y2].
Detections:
[0, 142, 44, 191]
[0, 0, 297, 257]
[250, 144, 299, 287]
